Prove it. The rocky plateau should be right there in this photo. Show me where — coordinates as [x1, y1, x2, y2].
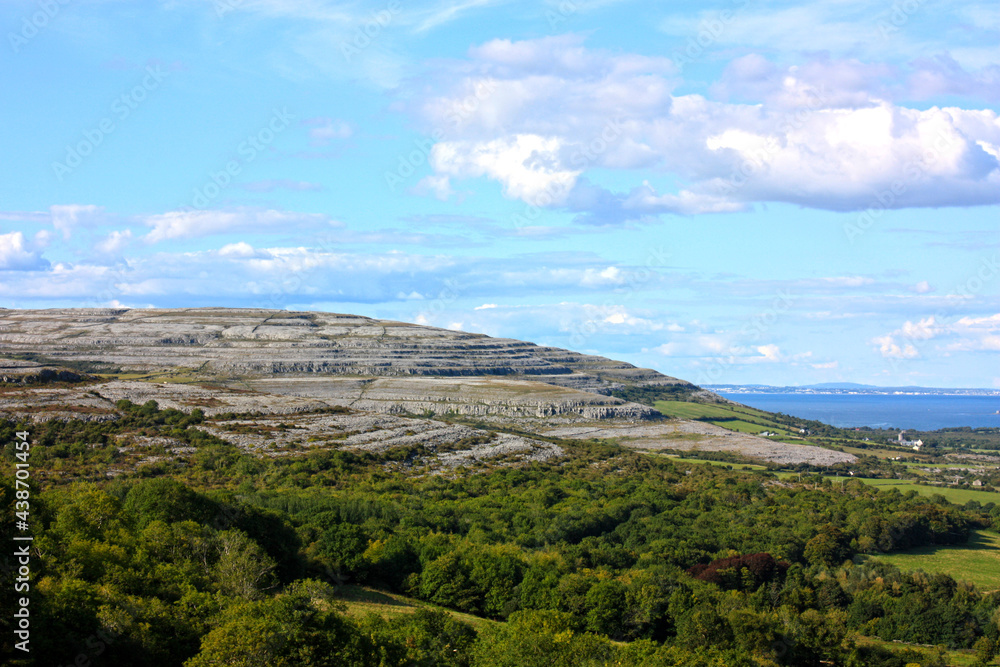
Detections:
[0, 307, 855, 468]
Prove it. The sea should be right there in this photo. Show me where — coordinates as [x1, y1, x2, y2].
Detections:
[712, 392, 1000, 431]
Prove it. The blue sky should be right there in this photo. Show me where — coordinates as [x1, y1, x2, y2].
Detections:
[1, 0, 998, 388]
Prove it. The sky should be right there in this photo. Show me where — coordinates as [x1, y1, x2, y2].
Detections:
[1, 0, 998, 389]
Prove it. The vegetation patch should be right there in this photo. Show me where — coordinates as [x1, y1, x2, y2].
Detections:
[871, 530, 1000, 592]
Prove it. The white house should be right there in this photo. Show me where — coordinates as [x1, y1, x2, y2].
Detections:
[897, 431, 923, 450]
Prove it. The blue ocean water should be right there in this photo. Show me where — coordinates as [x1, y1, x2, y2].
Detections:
[714, 392, 1000, 431]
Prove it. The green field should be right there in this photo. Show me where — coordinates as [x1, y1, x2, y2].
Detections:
[853, 478, 1000, 504]
[335, 585, 498, 631]
[853, 635, 983, 666]
[871, 530, 1000, 592]
[653, 400, 779, 420]
[653, 400, 795, 434]
[658, 454, 768, 471]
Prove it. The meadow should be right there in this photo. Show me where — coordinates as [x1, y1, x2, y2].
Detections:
[870, 530, 1000, 592]
[852, 478, 1000, 504]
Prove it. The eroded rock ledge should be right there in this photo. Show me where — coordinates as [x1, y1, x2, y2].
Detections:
[0, 307, 687, 420]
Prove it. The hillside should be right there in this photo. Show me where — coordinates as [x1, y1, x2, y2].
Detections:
[2, 308, 997, 667]
[0, 307, 854, 467]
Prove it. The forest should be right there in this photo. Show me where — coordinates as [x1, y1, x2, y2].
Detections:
[2, 401, 1000, 666]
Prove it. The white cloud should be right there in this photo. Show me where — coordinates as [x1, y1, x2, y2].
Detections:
[873, 334, 920, 359]
[819, 276, 876, 288]
[711, 55, 895, 108]
[304, 117, 353, 145]
[95, 229, 133, 255]
[945, 313, 1000, 351]
[906, 55, 1000, 103]
[756, 344, 782, 362]
[501, 265, 629, 289]
[218, 242, 259, 258]
[143, 208, 335, 243]
[0, 232, 48, 271]
[431, 134, 579, 206]
[413, 37, 1000, 221]
[901, 316, 941, 341]
[411, 174, 454, 201]
[50, 204, 104, 239]
[619, 182, 747, 216]
[874, 313, 1000, 358]
[872, 316, 940, 358]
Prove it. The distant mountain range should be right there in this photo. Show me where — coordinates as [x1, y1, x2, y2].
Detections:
[706, 383, 1000, 396]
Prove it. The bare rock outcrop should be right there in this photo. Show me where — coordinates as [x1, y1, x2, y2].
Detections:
[0, 308, 693, 397]
[544, 421, 857, 466]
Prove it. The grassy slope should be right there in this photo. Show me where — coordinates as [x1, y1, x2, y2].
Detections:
[870, 530, 1000, 593]
[653, 400, 805, 438]
[851, 478, 1000, 504]
[653, 400, 774, 421]
[853, 635, 985, 666]
[334, 585, 498, 631]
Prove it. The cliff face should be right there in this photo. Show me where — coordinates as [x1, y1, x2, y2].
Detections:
[0, 307, 692, 421]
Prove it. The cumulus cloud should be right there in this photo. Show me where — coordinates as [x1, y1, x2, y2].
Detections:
[0, 232, 48, 270]
[945, 313, 1000, 352]
[872, 316, 947, 358]
[411, 37, 1000, 222]
[431, 134, 580, 206]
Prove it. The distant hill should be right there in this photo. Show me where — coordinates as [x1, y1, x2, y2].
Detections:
[707, 383, 998, 395]
[0, 307, 714, 421]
